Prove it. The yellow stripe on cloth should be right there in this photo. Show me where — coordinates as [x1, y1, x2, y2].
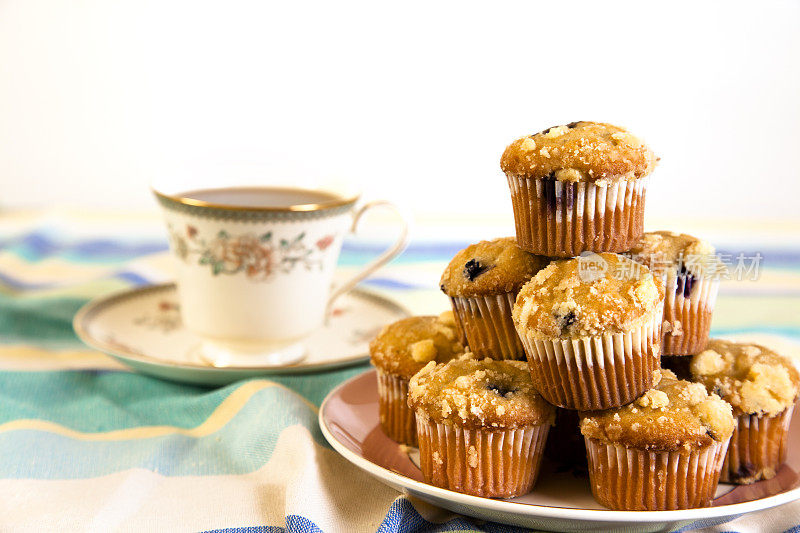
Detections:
[0, 380, 316, 441]
[0, 345, 125, 371]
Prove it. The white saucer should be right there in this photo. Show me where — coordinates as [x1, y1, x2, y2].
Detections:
[73, 283, 409, 385]
[320, 368, 800, 532]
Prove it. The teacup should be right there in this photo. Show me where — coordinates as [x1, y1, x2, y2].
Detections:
[152, 184, 409, 367]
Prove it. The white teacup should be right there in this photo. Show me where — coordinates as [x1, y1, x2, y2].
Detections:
[152, 184, 409, 367]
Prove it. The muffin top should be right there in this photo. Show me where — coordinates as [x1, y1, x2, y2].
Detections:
[408, 355, 556, 429]
[440, 237, 551, 298]
[690, 339, 800, 417]
[369, 314, 466, 380]
[513, 253, 664, 338]
[500, 121, 657, 184]
[580, 370, 735, 452]
[628, 231, 718, 276]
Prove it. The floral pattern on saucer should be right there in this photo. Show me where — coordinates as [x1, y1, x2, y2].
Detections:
[133, 301, 182, 333]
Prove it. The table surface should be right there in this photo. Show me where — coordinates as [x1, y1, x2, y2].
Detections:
[0, 210, 799, 532]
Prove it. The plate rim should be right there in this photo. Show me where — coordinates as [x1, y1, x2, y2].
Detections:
[319, 368, 800, 525]
[73, 282, 411, 374]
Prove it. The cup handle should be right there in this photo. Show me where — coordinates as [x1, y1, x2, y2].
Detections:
[325, 200, 411, 322]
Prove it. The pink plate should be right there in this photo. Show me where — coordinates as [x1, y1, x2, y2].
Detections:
[320, 369, 800, 532]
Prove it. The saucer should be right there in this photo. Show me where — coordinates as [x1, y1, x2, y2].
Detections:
[74, 283, 409, 385]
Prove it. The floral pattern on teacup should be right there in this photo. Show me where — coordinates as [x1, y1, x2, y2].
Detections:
[168, 224, 336, 281]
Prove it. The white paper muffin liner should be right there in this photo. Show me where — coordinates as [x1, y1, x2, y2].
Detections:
[450, 293, 525, 360]
[506, 174, 648, 257]
[661, 269, 720, 356]
[721, 406, 794, 484]
[416, 415, 549, 498]
[517, 303, 663, 410]
[585, 437, 729, 510]
[376, 371, 416, 446]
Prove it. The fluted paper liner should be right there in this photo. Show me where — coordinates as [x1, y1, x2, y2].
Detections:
[721, 406, 794, 484]
[585, 437, 728, 510]
[376, 371, 416, 446]
[416, 416, 549, 498]
[452, 314, 468, 346]
[506, 175, 647, 257]
[450, 293, 525, 360]
[661, 270, 720, 356]
[518, 305, 663, 410]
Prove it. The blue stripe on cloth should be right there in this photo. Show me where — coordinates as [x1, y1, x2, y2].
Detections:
[338, 242, 465, 266]
[66, 239, 167, 262]
[0, 233, 168, 263]
[202, 527, 286, 533]
[0, 268, 154, 291]
[362, 278, 424, 290]
[114, 270, 155, 286]
[374, 498, 757, 533]
[285, 516, 325, 533]
[715, 249, 800, 267]
[342, 241, 800, 267]
[670, 514, 744, 532]
[376, 497, 534, 533]
[202, 516, 323, 533]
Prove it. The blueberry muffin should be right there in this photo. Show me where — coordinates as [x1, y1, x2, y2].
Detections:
[408, 355, 555, 498]
[440, 237, 550, 360]
[690, 339, 800, 483]
[513, 252, 665, 410]
[369, 315, 466, 445]
[581, 369, 735, 510]
[629, 231, 722, 355]
[501, 122, 656, 257]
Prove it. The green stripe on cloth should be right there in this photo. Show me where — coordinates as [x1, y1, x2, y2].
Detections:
[0, 371, 230, 429]
[0, 294, 86, 347]
[0, 377, 324, 478]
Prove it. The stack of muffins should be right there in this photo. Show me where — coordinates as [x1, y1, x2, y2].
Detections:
[369, 122, 800, 510]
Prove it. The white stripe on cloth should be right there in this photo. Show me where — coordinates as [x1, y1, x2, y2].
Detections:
[0, 425, 399, 532]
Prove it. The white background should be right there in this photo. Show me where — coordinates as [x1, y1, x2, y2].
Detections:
[1, 0, 799, 226]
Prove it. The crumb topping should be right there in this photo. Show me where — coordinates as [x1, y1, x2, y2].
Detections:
[690, 339, 800, 417]
[467, 445, 479, 468]
[408, 355, 555, 429]
[410, 339, 437, 363]
[512, 253, 665, 338]
[500, 121, 657, 183]
[628, 231, 721, 279]
[370, 315, 466, 380]
[636, 389, 670, 409]
[438, 310, 457, 327]
[580, 369, 734, 452]
[440, 237, 550, 298]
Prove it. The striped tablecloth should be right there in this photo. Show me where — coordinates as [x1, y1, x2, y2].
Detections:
[1, 210, 799, 532]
